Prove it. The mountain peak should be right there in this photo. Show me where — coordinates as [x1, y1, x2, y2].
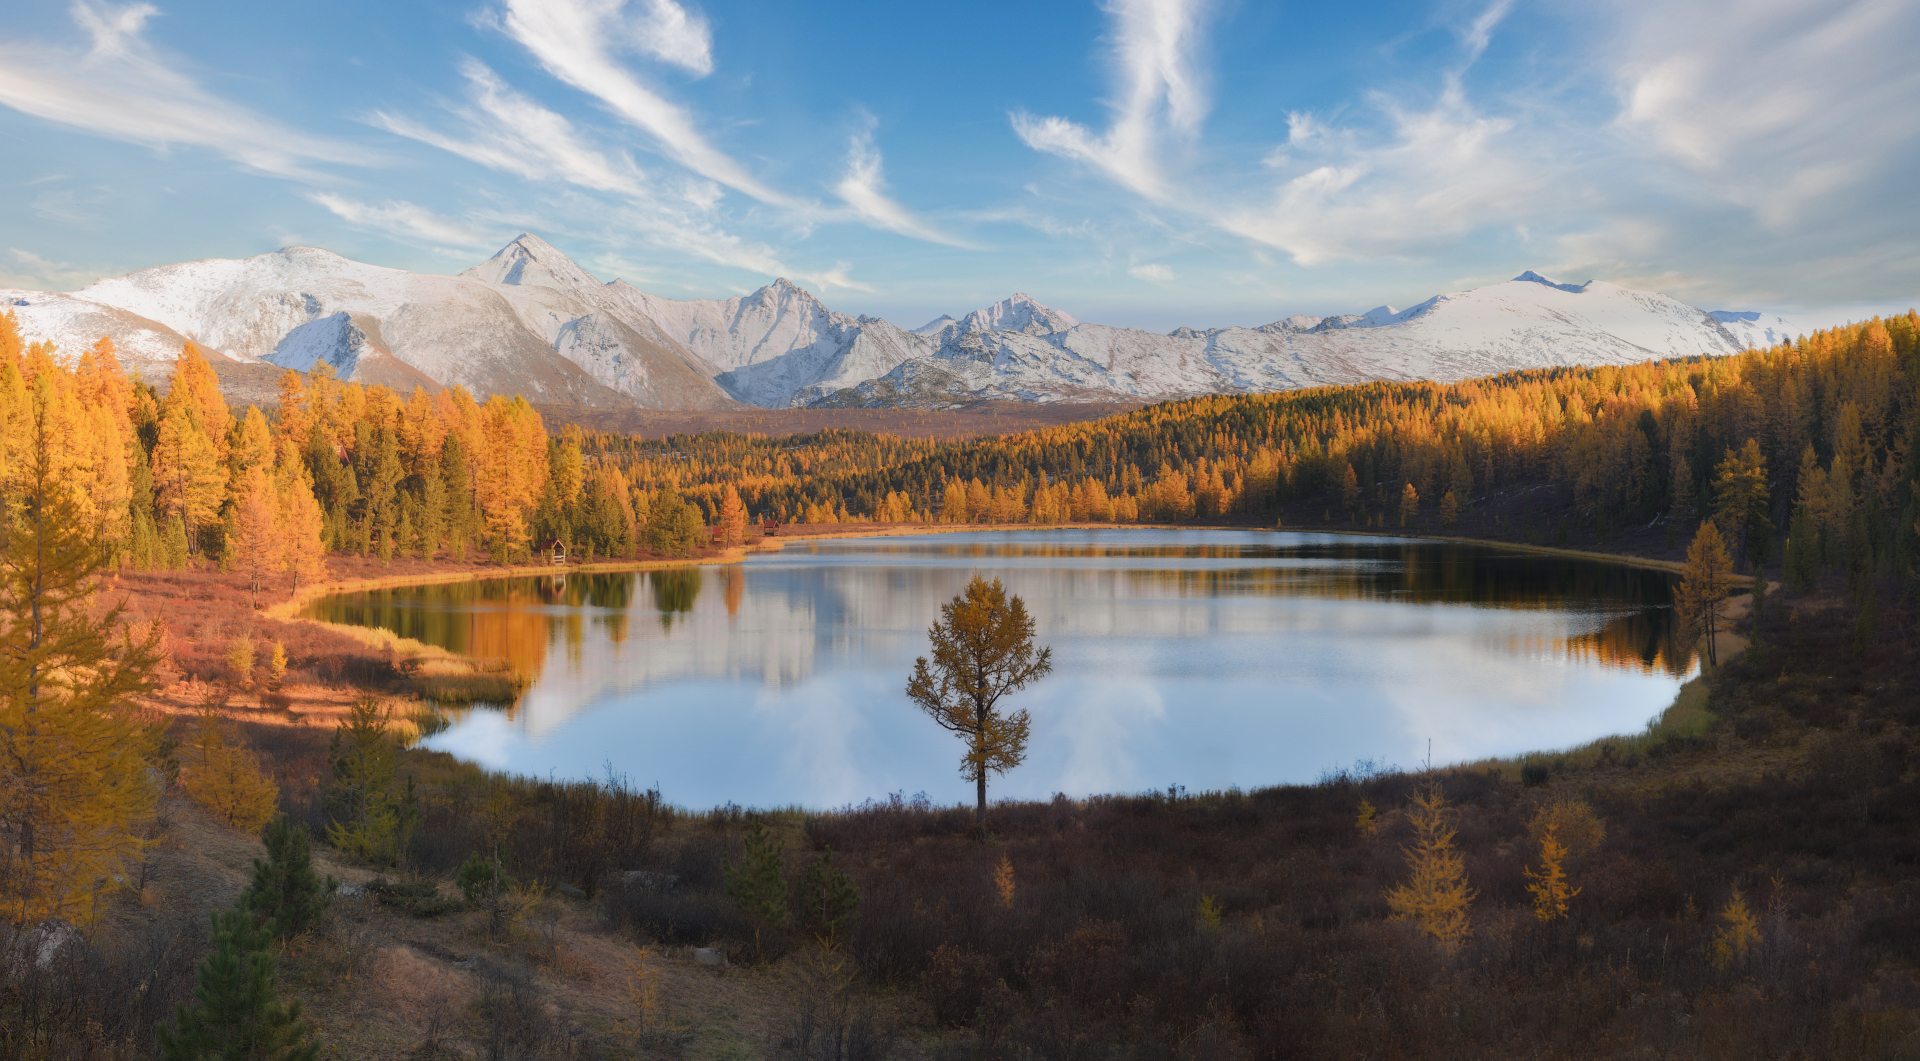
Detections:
[958, 292, 1079, 336]
[1512, 270, 1589, 294]
[464, 233, 604, 291]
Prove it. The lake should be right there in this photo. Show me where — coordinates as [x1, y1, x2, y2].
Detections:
[307, 529, 1693, 809]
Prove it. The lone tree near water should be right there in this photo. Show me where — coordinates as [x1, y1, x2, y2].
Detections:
[908, 576, 1052, 823]
[1676, 519, 1735, 667]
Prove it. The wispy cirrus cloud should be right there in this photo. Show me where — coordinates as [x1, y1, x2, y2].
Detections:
[374, 59, 652, 199]
[1605, 0, 1920, 230]
[371, 60, 806, 279]
[1011, 0, 1213, 202]
[493, 0, 794, 207]
[835, 120, 976, 249]
[0, 1, 363, 180]
[303, 193, 495, 252]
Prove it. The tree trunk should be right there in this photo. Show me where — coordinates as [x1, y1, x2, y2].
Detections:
[976, 774, 986, 824]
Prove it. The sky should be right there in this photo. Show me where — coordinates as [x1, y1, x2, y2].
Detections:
[0, 0, 1916, 333]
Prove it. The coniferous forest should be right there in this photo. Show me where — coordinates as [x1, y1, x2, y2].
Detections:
[3, 306, 1920, 1059]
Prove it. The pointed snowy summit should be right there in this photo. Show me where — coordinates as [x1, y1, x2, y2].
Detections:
[463, 233, 606, 294]
[956, 293, 1079, 336]
[914, 314, 957, 336]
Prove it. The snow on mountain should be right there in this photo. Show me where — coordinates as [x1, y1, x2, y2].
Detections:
[1708, 310, 1808, 351]
[0, 288, 224, 365]
[610, 277, 934, 407]
[810, 273, 1778, 409]
[3, 241, 1819, 414]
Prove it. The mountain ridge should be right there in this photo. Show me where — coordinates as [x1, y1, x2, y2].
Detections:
[2, 237, 1810, 411]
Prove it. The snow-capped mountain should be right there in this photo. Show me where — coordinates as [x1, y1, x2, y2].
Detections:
[812, 272, 1774, 408]
[1707, 310, 1808, 351]
[4, 236, 738, 409]
[608, 277, 932, 407]
[2, 237, 1812, 412]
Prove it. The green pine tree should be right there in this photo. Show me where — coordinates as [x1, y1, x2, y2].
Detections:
[244, 816, 335, 942]
[795, 845, 860, 946]
[1786, 503, 1819, 593]
[724, 821, 789, 958]
[160, 905, 319, 1061]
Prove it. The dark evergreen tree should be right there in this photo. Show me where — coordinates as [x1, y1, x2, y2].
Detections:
[160, 905, 319, 1061]
[243, 815, 335, 942]
[796, 845, 860, 945]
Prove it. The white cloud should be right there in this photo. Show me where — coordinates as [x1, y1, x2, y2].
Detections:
[1604, 0, 1920, 229]
[495, 0, 792, 206]
[3, 248, 106, 290]
[835, 123, 974, 248]
[374, 62, 798, 277]
[1012, 0, 1212, 202]
[304, 193, 494, 251]
[1221, 85, 1559, 265]
[374, 59, 651, 198]
[0, 1, 362, 180]
[629, 0, 714, 77]
[1128, 263, 1174, 282]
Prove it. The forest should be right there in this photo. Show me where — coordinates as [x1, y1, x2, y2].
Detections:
[1, 306, 1918, 1059]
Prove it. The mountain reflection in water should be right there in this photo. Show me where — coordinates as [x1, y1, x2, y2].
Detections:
[306, 530, 1693, 807]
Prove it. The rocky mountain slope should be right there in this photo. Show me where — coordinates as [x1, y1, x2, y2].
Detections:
[3, 237, 1808, 411]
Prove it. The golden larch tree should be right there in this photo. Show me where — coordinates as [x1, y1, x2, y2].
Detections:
[0, 376, 165, 924]
[1524, 822, 1579, 923]
[720, 483, 747, 547]
[1676, 519, 1735, 666]
[167, 343, 233, 460]
[906, 576, 1053, 823]
[153, 403, 224, 552]
[1385, 781, 1475, 948]
[278, 471, 328, 589]
[232, 466, 283, 606]
[180, 707, 279, 833]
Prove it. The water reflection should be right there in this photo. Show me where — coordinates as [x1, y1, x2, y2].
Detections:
[307, 530, 1693, 807]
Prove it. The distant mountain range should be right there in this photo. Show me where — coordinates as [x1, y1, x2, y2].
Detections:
[2, 235, 1807, 410]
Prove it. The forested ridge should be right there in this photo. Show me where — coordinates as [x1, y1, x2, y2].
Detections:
[599, 311, 1920, 572]
[10, 303, 1914, 581]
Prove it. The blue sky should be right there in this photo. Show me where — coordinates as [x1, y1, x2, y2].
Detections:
[1, 0, 1916, 332]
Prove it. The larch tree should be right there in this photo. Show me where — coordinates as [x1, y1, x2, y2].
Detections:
[277, 472, 327, 589]
[1711, 438, 1770, 563]
[153, 403, 224, 554]
[232, 467, 282, 607]
[1385, 781, 1475, 948]
[0, 375, 165, 924]
[167, 344, 233, 461]
[180, 707, 279, 834]
[720, 483, 748, 547]
[906, 575, 1053, 823]
[1398, 482, 1420, 527]
[1676, 519, 1735, 667]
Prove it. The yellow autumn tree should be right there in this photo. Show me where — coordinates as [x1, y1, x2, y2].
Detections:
[278, 470, 328, 589]
[476, 395, 548, 561]
[180, 707, 279, 833]
[0, 375, 165, 924]
[1676, 520, 1735, 666]
[1385, 781, 1474, 948]
[152, 403, 224, 553]
[1708, 888, 1760, 971]
[906, 576, 1054, 823]
[167, 343, 233, 460]
[719, 484, 747, 547]
[231, 465, 283, 606]
[1524, 823, 1579, 923]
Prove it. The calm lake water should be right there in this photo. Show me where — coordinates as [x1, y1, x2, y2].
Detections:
[308, 530, 1694, 809]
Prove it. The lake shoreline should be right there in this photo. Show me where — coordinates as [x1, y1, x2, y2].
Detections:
[302, 525, 1702, 811]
